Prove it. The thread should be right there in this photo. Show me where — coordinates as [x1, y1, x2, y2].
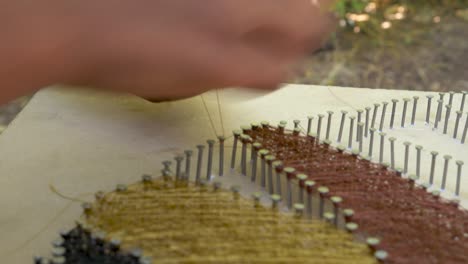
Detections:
[84, 178, 375, 263]
[247, 127, 468, 264]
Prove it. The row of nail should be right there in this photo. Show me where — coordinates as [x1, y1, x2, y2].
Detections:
[306, 92, 468, 145]
[35, 222, 151, 264]
[301, 109, 465, 198]
[227, 124, 386, 262]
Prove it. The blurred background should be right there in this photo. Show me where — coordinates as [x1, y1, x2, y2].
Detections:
[0, 0, 466, 133]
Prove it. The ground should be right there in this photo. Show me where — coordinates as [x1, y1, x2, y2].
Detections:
[295, 13, 468, 92]
[0, 8, 467, 132]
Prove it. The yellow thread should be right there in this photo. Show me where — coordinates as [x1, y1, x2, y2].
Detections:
[49, 184, 90, 203]
[85, 178, 376, 263]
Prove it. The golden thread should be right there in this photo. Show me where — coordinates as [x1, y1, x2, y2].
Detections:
[49, 184, 90, 203]
[85, 178, 376, 263]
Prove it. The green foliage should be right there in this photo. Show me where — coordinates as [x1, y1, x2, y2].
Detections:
[334, 0, 369, 17]
[333, 0, 468, 18]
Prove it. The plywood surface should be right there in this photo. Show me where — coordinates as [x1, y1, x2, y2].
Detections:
[0, 84, 466, 263]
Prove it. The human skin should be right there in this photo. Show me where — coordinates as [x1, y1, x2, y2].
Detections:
[0, 0, 335, 104]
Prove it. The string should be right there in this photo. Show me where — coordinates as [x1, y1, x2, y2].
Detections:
[1, 201, 75, 257]
[200, 94, 219, 138]
[1, 184, 92, 258]
[216, 89, 225, 137]
[247, 127, 468, 263]
[49, 184, 90, 203]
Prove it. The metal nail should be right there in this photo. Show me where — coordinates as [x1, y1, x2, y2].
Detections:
[175, 155, 184, 180]
[271, 194, 281, 210]
[307, 116, 314, 134]
[326, 111, 334, 140]
[259, 149, 269, 188]
[365, 107, 371, 137]
[375, 250, 389, 263]
[367, 237, 380, 253]
[251, 143, 261, 182]
[284, 167, 296, 209]
[460, 91, 467, 112]
[294, 203, 305, 218]
[240, 135, 248, 176]
[338, 110, 348, 143]
[252, 192, 262, 207]
[403, 142, 411, 174]
[455, 161, 464, 196]
[142, 174, 152, 184]
[231, 130, 241, 169]
[443, 105, 451, 134]
[241, 125, 251, 134]
[429, 151, 438, 185]
[449, 91, 455, 105]
[318, 186, 329, 219]
[453, 111, 463, 139]
[379, 102, 388, 131]
[162, 161, 172, 174]
[184, 150, 193, 180]
[317, 114, 324, 140]
[434, 100, 443, 129]
[294, 120, 300, 129]
[357, 109, 364, 140]
[415, 145, 423, 178]
[324, 212, 335, 225]
[216, 137, 224, 177]
[426, 95, 433, 124]
[348, 116, 356, 149]
[390, 99, 398, 129]
[116, 184, 127, 192]
[345, 222, 358, 233]
[358, 122, 364, 153]
[273, 161, 283, 195]
[278, 123, 286, 134]
[389, 137, 396, 169]
[251, 122, 260, 131]
[195, 144, 204, 183]
[462, 112, 468, 144]
[439, 92, 445, 102]
[297, 174, 307, 203]
[266, 155, 276, 194]
[206, 139, 215, 180]
[343, 209, 354, 223]
[368, 128, 376, 158]
[379, 132, 386, 163]
[330, 196, 342, 227]
[305, 180, 315, 218]
[401, 98, 410, 128]
[371, 104, 380, 129]
[441, 155, 452, 190]
[411, 96, 419, 125]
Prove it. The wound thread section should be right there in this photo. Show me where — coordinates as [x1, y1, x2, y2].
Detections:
[84, 179, 375, 264]
[246, 126, 468, 264]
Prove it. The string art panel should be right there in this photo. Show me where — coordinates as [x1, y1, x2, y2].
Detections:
[1, 86, 467, 263]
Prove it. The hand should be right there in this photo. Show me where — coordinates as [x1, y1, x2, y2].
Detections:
[1, 0, 335, 101]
